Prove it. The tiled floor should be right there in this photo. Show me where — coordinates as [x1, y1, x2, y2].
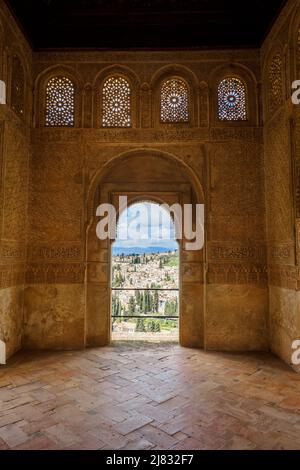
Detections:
[1, 342, 300, 450]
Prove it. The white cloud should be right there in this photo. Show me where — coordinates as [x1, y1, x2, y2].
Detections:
[115, 202, 177, 249]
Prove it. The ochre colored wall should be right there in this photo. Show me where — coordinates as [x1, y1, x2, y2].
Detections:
[261, 0, 300, 369]
[0, 1, 31, 359]
[0, 0, 300, 368]
[24, 47, 268, 353]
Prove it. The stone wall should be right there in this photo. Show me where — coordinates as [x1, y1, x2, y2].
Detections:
[1, 0, 300, 367]
[261, 0, 300, 368]
[0, 0, 31, 360]
[23, 47, 269, 352]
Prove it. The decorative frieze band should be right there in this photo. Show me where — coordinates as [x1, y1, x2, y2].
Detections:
[28, 244, 83, 262]
[208, 243, 266, 263]
[207, 263, 268, 286]
[23, 262, 300, 290]
[24, 261, 300, 290]
[210, 127, 263, 143]
[0, 242, 26, 263]
[268, 265, 298, 291]
[26, 263, 85, 284]
[0, 264, 25, 289]
[32, 126, 262, 144]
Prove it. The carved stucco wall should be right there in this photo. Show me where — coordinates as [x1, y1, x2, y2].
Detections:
[1, 0, 300, 366]
[261, 0, 300, 368]
[84, 151, 205, 349]
[21, 45, 270, 353]
[0, 0, 31, 360]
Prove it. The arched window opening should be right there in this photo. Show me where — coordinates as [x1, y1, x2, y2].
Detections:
[11, 55, 25, 117]
[102, 76, 131, 127]
[45, 76, 75, 127]
[111, 202, 179, 343]
[218, 77, 247, 121]
[161, 78, 189, 123]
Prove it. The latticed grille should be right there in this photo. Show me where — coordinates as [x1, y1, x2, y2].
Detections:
[45, 76, 75, 127]
[161, 78, 189, 123]
[218, 77, 247, 121]
[102, 76, 131, 127]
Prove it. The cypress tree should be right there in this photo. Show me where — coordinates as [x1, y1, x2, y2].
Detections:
[154, 291, 159, 313]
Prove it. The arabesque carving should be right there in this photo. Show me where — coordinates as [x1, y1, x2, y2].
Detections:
[2, 0, 300, 363]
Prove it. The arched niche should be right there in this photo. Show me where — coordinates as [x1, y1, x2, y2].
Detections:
[34, 65, 83, 128]
[288, 4, 300, 83]
[262, 46, 285, 119]
[93, 65, 140, 128]
[150, 64, 200, 128]
[6, 44, 31, 122]
[209, 63, 259, 127]
[85, 149, 205, 349]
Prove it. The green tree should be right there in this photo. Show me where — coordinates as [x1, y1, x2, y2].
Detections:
[153, 291, 159, 313]
[174, 296, 178, 314]
[135, 318, 146, 332]
[128, 296, 136, 316]
[112, 294, 122, 317]
[147, 320, 156, 332]
[138, 291, 143, 311]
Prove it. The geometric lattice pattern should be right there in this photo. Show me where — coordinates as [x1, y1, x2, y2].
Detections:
[161, 78, 189, 123]
[11, 55, 25, 117]
[45, 77, 75, 127]
[102, 76, 131, 127]
[268, 54, 283, 114]
[218, 77, 247, 121]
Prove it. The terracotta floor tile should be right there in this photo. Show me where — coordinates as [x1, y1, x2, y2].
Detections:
[1, 343, 300, 450]
[140, 424, 179, 449]
[0, 423, 31, 447]
[44, 423, 81, 446]
[115, 414, 153, 435]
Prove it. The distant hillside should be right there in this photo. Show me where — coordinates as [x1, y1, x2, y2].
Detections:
[112, 246, 177, 256]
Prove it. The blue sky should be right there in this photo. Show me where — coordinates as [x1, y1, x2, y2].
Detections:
[114, 202, 178, 250]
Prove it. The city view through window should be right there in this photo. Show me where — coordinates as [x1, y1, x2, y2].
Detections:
[111, 202, 179, 342]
